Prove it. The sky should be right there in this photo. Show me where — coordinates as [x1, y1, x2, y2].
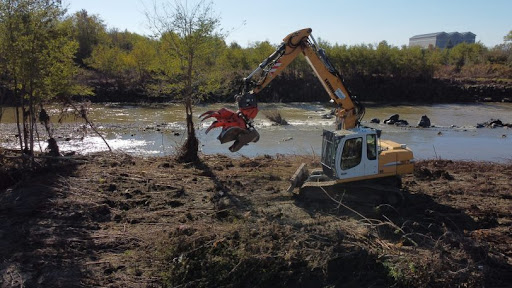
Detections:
[63, 0, 511, 48]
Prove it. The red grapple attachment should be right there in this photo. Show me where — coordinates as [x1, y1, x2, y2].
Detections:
[220, 127, 260, 152]
[199, 94, 260, 152]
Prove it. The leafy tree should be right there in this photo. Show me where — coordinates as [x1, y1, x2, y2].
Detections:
[424, 47, 444, 77]
[146, 0, 224, 163]
[86, 43, 129, 83]
[108, 28, 137, 51]
[221, 42, 250, 70]
[68, 9, 106, 65]
[448, 43, 487, 71]
[501, 31, 512, 67]
[128, 37, 158, 85]
[246, 41, 275, 67]
[85, 28, 159, 97]
[504, 30, 512, 42]
[0, 0, 85, 160]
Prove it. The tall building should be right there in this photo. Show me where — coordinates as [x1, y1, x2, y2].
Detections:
[409, 32, 476, 48]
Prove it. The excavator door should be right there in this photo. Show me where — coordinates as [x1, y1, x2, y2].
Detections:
[321, 129, 379, 181]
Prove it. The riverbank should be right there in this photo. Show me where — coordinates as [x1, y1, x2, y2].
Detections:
[3, 76, 511, 105]
[0, 152, 510, 287]
[86, 76, 512, 104]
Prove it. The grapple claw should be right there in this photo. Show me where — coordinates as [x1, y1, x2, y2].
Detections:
[205, 121, 221, 134]
[228, 128, 260, 152]
[199, 110, 218, 121]
[200, 104, 260, 152]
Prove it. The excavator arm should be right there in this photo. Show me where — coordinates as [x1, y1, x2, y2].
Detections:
[200, 28, 364, 152]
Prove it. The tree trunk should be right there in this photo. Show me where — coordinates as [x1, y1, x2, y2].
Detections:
[15, 106, 23, 152]
[177, 97, 199, 163]
[177, 53, 199, 163]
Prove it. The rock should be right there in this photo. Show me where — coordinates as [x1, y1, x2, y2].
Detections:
[384, 114, 400, 125]
[388, 114, 400, 122]
[418, 115, 431, 128]
[489, 119, 503, 128]
[477, 119, 506, 128]
[395, 119, 409, 126]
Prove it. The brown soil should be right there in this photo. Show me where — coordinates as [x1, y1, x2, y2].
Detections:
[0, 152, 511, 287]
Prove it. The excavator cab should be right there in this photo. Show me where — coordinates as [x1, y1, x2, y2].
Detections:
[320, 128, 380, 181]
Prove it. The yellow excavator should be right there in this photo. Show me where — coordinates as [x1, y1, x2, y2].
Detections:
[200, 28, 414, 202]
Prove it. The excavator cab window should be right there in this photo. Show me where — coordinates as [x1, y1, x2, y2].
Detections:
[341, 137, 362, 170]
[366, 134, 377, 160]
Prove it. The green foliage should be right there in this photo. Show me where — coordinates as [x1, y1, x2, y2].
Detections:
[246, 41, 275, 67]
[0, 0, 87, 156]
[146, 0, 225, 101]
[68, 9, 107, 65]
[447, 42, 487, 71]
[128, 37, 159, 83]
[86, 43, 129, 80]
[504, 30, 512, 42]
[221, 42, 251, 70]
[2, 1, 511, 108]
[0, 0, 84, 100]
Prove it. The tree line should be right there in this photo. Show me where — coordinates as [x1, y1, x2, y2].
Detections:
[71, 15, 512, 103]
[2, 2, 512, 105]
[76, 23, 512, 103]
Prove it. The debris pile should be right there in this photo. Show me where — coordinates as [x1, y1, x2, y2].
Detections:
[476, 119, 512, 128]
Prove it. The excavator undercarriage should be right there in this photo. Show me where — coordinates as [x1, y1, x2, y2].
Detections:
[289, 165, 404, 206]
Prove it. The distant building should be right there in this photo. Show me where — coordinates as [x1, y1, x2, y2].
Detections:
[409, 32, 476, 48]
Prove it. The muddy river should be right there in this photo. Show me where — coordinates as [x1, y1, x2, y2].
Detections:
[1, 102, 511, 162]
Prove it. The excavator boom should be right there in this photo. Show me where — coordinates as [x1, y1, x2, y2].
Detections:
[200, 28, 364, 151]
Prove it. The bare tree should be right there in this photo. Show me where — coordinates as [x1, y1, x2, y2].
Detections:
[146, 0, 223, 163]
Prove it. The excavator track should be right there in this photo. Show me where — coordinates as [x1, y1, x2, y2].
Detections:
[291, 167, 404, 206]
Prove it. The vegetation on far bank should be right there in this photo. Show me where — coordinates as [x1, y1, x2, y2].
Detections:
[1, 1, 512, 107]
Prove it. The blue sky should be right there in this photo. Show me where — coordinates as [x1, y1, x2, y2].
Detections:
[63, 0, 511, 48]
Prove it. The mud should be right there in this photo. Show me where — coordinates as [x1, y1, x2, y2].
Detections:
[0, 151, 511, 287]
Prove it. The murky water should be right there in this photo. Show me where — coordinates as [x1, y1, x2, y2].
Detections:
[1, 102, 511, 162]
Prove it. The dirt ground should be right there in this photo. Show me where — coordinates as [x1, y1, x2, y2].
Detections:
[0, 151, 511, 287]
